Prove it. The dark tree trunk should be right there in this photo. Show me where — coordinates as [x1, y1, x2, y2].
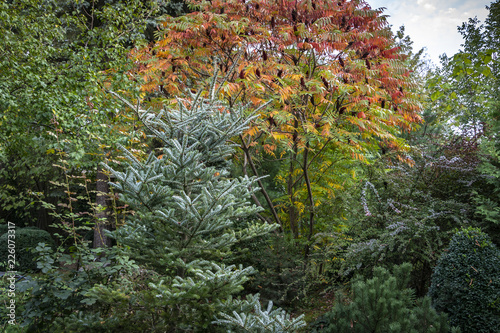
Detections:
[288, 138, 299, 239]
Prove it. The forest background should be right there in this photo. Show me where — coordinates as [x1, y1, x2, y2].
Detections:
[0, 0, 499, 332]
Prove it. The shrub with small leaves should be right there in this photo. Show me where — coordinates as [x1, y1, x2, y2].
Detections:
[17, 243, 139, 331]
[428, 227, 500, 333]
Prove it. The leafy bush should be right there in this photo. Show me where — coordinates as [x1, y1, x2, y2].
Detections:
[0, 273, 30, 331]
[341, 130, 483, 296]
[18, 244, 139, 331]
[0, 227, 55, 272]
[428, 227, 500, 332]
[311, 263, 454, 333]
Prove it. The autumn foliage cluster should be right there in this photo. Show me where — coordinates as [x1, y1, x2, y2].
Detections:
[133, 0, 422, 239]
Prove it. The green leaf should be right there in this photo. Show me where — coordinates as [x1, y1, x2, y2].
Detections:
[430, 91, 444, 101]
[481, 66, 492, 77]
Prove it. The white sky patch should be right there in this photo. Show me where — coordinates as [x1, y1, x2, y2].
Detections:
[366, 0, 490, 65]
[417, 0, 437, 12]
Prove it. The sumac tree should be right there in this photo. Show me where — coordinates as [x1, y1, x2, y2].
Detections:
[134, 0, 422, 244]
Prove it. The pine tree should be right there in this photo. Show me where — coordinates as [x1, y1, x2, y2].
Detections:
[311, 263, 454, 333]
[95, 77, 306, 332]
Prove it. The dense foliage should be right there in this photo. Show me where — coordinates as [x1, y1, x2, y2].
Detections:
[341, 127, 484, 296]
[17, 245, 137, 331]
[0, 0, 161, 234]
[428, 0, 500, 243]
[12, 79, 306, 332]
[95, 85, 304, 332]
[1, 0, 499, 331]
[429, 228, 500, 333]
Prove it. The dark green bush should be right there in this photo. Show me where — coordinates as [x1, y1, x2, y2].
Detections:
[230, 231, 308, 308]
[428, 227, 500, 333]
[0, 227, 55, 272]
[0, 224, 8, 236]
[310, 263, 454, 333]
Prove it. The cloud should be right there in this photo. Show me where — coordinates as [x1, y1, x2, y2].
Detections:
[367, 0, 490, 64]
[416, 0, 437, 12]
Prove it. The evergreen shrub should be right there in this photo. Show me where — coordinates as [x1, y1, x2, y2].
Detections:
[428, 227, 500, 333]
[311, 263, 454, 333]
[0, 227, 55, 272]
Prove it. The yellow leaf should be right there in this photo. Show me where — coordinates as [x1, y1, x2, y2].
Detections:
[245, 126, 259, 137]
[271, 132, 287, 141]
[321, 123, 331, 137]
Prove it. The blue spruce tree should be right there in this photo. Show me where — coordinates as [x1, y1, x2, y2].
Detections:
[96, 77, 305, 332]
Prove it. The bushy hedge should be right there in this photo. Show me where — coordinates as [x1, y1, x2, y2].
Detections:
[429, 227, 500, 333]
[0, 227, 55, 272]
[311, 263, 454, 333]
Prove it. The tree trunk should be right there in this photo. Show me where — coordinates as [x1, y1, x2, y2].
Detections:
[239, 135, 283, 229]
[288, 135, 299, 238]
[94, 168, 111, 248]
[303, 141, 315, 259]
